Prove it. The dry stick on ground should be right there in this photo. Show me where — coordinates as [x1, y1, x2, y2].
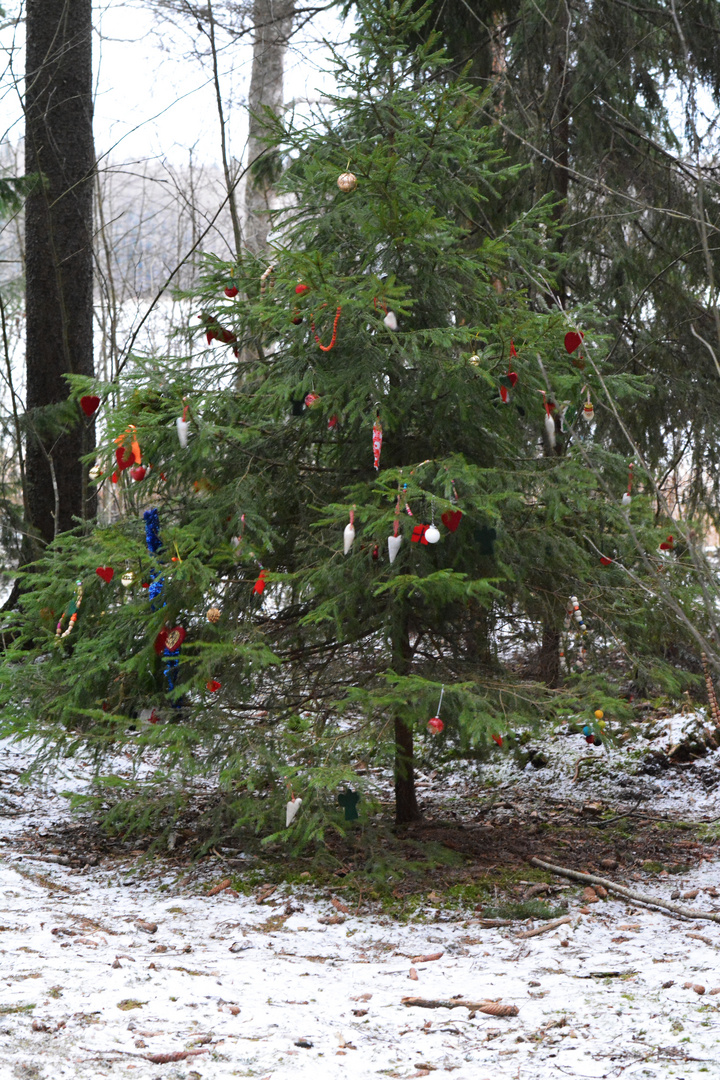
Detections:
[514, 915, 573, 939]
[401, 998, 518, 1016]
[530, 858, 720, 924]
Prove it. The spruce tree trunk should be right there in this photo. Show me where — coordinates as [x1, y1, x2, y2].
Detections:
[24, 0, 95, 547]
[392, 616, 421, 826]
[244, 0, 294, 255]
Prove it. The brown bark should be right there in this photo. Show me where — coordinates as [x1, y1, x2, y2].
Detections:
[25, 0, 95, 547]
[393, 616, 421, 826]
[538, 623, 561, 688]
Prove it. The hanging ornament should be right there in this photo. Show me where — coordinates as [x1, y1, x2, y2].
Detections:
[600, 555, 612, 566]
[311, 305, 342, 351]
[253, 569, 267, 595]
[304, 392, 320, 408]
[96, 566, 114, 583]
[130, 465, 146, 482]
[177, 401, 189, 448]
[344, 508, 356, 555]
[89, 465, 102, 482]
[659, 535, 674, 551]
[441, 509, 462, 532]
[388, 533, 402, 563]
[411, 524, 429, 544]
[337, 788, 360, 820]
[569, 595, 587, 633]
[224, 277, 239, 298]
[622, 463, 633, 506]
[582, 387, 594, 420]
[199, 313, 238, 354]
[491, 733, 503, 747]
[372, 410, 383, 471]
[121, 571, 134, 588]
[328, 414, 339, 429]
[115, 426, 141, 470]
[428, 685, 445, 734]
[383, 310, 398, 330]
[80, 395, 100, 417]
[372, 543, 379, 561]
[564, 331, 584, 355]
[295, 283, 309, 296]
[206, 679, 222, 692]
[260, 263, 275, 295]
[286, 794, 302, 827]
[337, 170, 357, 192]
[206, 607, 221, 623]
[538, 391, 556, 449]
[425, 500, 440, 544]
[154, 626, 186, 655]
[55, 580, 83, 640]
[499, 341, 519, 403]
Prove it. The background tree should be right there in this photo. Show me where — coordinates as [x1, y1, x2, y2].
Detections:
[24, 0, 95, 548]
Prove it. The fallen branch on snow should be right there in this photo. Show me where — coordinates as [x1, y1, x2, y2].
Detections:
[514, 915, 573, 939]
[401, 997, 518, 1016]
[530, 857, 720, 924]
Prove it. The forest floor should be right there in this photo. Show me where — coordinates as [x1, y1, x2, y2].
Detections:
[1, 707, 720, 1079]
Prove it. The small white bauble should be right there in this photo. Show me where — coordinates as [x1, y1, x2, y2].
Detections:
[388, 534, 402, 563]
[383, 310, 398, 330]
[343, 522, 356, 555]
[425, 524, 440, 544]
[176, 417, 189, 448]
[622, 492, 632, 506]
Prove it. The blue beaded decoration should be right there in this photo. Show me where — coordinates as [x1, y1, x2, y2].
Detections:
[144, 507, 181, 705]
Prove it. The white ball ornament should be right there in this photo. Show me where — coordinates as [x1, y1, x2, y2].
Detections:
[425, 523, 440, 544]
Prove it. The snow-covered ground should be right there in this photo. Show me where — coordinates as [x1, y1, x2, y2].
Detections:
[1, 716, 720, 1079]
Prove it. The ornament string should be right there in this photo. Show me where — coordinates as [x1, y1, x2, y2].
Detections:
[311, 306, 342, 351]
[627, 462, 633, 496]
[372, 407, 383, 471]
[56, 580, 83, 640]
[260, 263, 275, 294]
[436, 684, 445, 716]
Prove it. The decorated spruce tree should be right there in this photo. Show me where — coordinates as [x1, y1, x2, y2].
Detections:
[0, 0, 701, 848]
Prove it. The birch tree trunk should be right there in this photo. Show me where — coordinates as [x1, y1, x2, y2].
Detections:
[24, 0, 95, 547]
[244, 0, 294, 255]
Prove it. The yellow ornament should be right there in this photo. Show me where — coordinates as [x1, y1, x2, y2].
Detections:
[121, 572, 134, 588]
[206, 607, 221, 624]
[468, 354, 481, 367]
[594, 709, 604, 720]
[337, 171, 357, 192]
[89, 464, 102, 482]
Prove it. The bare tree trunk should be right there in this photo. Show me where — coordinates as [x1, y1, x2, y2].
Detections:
[24, 0, 95, 548]
[244, 0, 294, 255]
[393, 616, 421, 826]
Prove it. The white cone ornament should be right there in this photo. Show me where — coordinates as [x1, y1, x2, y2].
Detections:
[388, 533, 402, 563]
[343, 515, 356, 555]
[383, 310, 398, 331]
[544, 412, 556, 448]
[286, 798, 302, 827]
[425, 523, 440, 544]
[176, 417, 189, 449]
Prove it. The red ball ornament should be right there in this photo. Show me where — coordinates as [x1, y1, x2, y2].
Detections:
[295, 283, 309, 295]
[206, 679, 222, 692]
[600, 555, 612, 566]
[130, 465, 146, 482]
[427, 716, 444, 734]
[224, 284, 239, 298]
[304, 392, 320, 408]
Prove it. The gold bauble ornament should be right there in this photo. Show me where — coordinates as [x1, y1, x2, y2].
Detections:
[337, 171, 357, 193]
[89, 464, 102, 481]
[468, 354, 481, 367]
[207, 607, 221, 624]
[121, 572, 134, 588]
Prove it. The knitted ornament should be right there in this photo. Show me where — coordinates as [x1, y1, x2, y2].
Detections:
[80, 395, 100, 417]
[206, 607, 221, 623]
[564, 331, 584, 355]
[96, 566, 114, 583]
[337, 171, 357, 192]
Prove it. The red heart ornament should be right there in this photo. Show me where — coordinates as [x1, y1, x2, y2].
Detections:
[155, 626, 186, 655]
[564, 331, 584, 354]
[659, 535, 674, 551]
[507, 371, 518, 387]
[253, 569, 267, 595]
[600, 555, 612, 566]
[492, 734, 503, 747]
[206, 679, 222, 692]
[80, 395, 100, 417]
[441, 509, 463, 533]
[96, 566, 114, 583]
[116, 446, 134, 470]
